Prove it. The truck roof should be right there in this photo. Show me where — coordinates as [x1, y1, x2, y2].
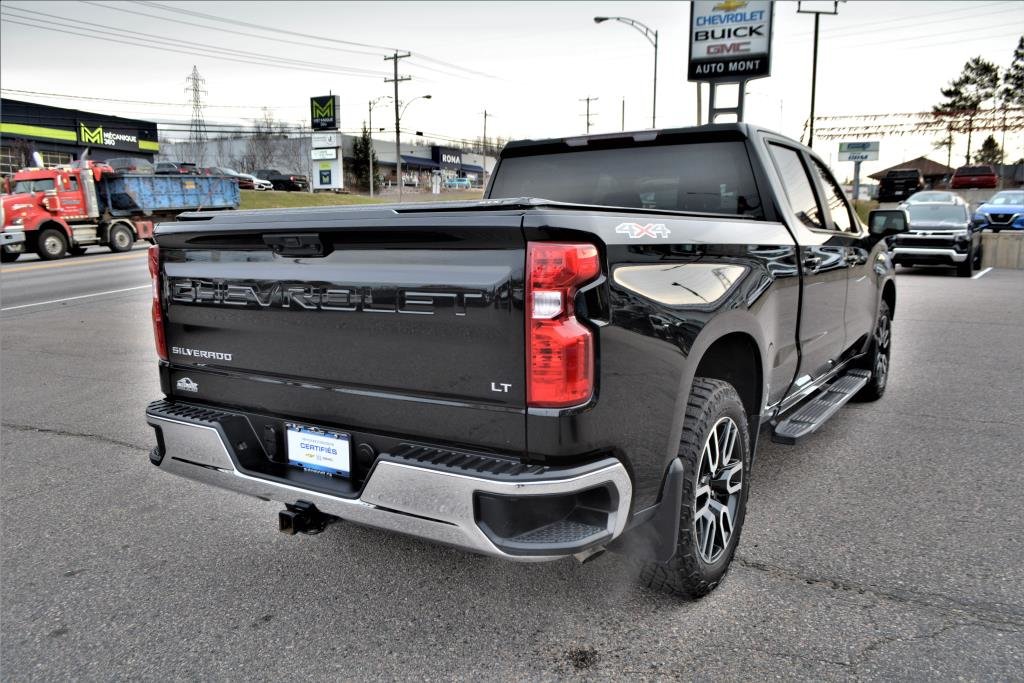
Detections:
[499, 123, 776, 158]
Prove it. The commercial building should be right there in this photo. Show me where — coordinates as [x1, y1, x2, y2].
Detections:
[0, 98, 160, 176]
[160, 133, 495, 190]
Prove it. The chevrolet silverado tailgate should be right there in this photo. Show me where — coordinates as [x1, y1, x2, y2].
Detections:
[154, 205, 527, 453]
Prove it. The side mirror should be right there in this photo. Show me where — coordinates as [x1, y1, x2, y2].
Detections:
[868, 209, 909, 237]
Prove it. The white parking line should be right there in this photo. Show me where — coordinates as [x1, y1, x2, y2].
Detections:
[1, 285, 150, 311]
[972, 267, 993, 280]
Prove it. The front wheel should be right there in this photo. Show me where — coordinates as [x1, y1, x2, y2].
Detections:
[639, 378, 750, 599]
[36, 228, 68, 260]
[957, 250, 973, 277]
[855, 300, 892, 401]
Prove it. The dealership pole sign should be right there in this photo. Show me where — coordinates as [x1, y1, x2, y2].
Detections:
[688, 1, 773, 82]
[838, 141, 880, 162]
[310, 95, 340, 131]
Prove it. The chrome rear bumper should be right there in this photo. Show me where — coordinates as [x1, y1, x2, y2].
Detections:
[146, 404, 632, 561]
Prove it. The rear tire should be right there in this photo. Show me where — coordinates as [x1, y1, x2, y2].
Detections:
[855, 300, 891, 401]
[108, 224, 135, 253]
[36, 228, 68, 260]
[639, 378, 750, 599]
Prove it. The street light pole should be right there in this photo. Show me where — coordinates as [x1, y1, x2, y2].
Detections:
[797, 1, 841, 149]
[367, 96, 390, 198]
[594, 16, 658, 128]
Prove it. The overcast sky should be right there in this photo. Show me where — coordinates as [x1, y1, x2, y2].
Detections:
[1, 0, 1022, 177]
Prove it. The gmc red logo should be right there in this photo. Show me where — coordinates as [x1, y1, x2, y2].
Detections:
[708, 42, 751, 54]
[615, 222, 671, 239]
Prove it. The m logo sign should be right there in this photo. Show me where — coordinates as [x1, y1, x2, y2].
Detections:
[310, 95, 339, 131]
[79, 123, 105, 145]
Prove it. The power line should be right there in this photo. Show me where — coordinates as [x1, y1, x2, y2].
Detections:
[135, 0, 498, 80]
[0, 17, 391, 81]
[2, 7, 391, 78]
[0, 88, 308, 110]
[77, 0, 386, 60]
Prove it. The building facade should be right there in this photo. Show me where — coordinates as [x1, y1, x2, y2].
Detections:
[0, 98, 160, 176]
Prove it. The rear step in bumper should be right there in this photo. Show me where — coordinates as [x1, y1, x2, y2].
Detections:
[146, 403, 632, 562]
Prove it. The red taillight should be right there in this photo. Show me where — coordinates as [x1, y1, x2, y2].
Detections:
[526, 242, 600, 408]
[148, 245, 167, 361]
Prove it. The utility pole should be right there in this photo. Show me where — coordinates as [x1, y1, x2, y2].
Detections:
[621, 98, 626, 131]
[384, 51, 411, 201]
[481, 109, 491, 187]
[797, 1, 840, 149]
[368, 101, 375, 198]
[580, 97, 598, 134]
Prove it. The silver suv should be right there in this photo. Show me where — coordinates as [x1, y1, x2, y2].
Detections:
[890, 196, 982, 277]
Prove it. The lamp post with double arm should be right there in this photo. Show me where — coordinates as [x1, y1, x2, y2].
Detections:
[594, 16, 658, 129]
[392, 94, 432, 200]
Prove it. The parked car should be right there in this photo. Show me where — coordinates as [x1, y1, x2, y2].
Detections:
[973, 190, 1024, 231]
[444, 177, 472, 189]
[106, 157, 155, 174]
[877, 168, 924, 202]
[902, 190, 958, 205]
[236, 172, 273, 191]
[154, 161, 198, 175]
[254, 169, 309, 192]
[951, 164, 998, 189]
[890, 198, 981, 277]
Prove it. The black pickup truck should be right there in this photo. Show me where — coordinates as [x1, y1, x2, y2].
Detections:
[254, 168, 309, 192]
[145, 124, 906, 598]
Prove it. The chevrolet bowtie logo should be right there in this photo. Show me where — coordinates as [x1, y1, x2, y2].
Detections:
[714, 0, 749, 10]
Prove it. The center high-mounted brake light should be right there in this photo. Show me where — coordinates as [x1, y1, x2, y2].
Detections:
[526, 242, 600, 408]
[148, 245, 167, 361]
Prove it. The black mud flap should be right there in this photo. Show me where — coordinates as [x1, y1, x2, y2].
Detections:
[607, 459, 683, 563]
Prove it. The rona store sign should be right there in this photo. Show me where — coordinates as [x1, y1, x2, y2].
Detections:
[688, 0, 774, 82]
[310, 95, 340, 131]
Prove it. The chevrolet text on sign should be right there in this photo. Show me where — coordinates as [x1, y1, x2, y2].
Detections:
[688, 0, 774, 82]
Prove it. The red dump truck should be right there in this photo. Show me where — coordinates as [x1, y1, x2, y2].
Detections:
[1, 161, 239, 262]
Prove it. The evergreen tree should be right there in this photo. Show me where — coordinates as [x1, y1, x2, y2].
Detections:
[1001, 36, 1024, 107]
[974, 135, 1003, 166]
[932, 57, 1000, 164]
[350, 123, 379, 192]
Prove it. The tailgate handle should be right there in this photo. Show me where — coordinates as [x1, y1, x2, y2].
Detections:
[263, 233, 330, 257]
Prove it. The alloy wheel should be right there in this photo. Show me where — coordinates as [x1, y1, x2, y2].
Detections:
[875, 313, 891, 389]
[694, 416, 743, 564]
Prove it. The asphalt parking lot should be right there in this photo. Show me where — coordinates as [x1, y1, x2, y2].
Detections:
[1, 254, 1022, 679]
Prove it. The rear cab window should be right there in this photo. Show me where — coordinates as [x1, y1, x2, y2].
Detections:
[488, 140, 764, 218]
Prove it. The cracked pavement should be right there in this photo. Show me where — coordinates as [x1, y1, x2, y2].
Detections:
[2, 257, 1023, 679]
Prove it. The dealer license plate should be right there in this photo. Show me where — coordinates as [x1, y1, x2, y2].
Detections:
[286, 423, 351, 478]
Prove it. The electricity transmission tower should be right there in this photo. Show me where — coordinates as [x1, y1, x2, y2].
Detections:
[185, 65, 208, 165]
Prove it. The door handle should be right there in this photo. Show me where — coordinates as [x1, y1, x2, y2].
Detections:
[844, 252, 861, 265]
[802, 255, 822, 272]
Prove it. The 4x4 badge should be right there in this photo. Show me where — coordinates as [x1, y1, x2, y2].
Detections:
[616, 222, 670, 239]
